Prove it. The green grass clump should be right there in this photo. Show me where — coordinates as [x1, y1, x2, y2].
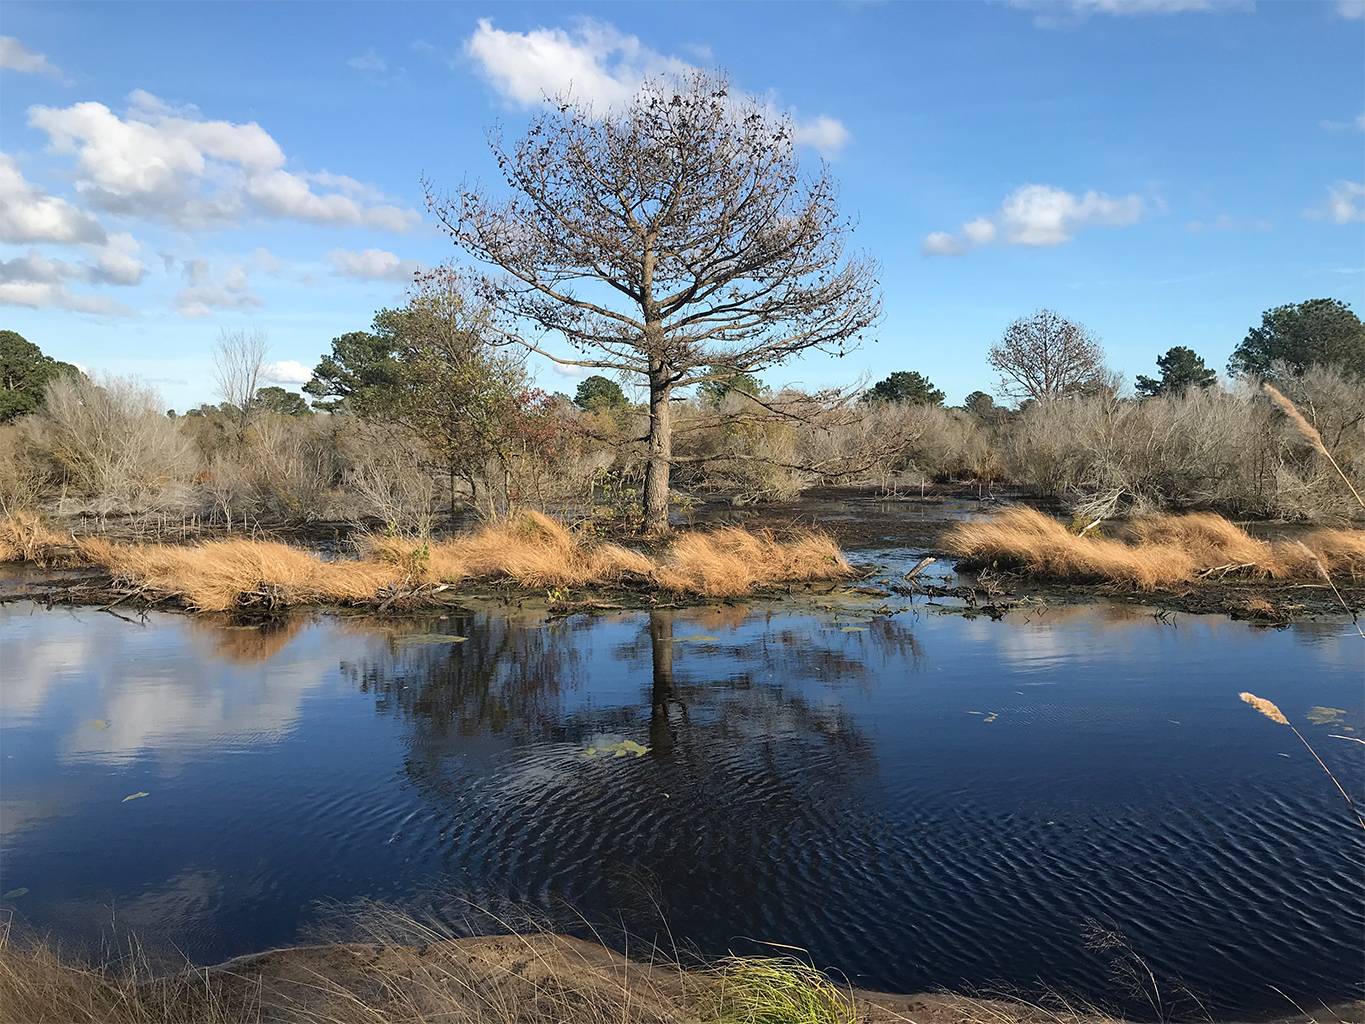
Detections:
[704, 956, 855, 1024]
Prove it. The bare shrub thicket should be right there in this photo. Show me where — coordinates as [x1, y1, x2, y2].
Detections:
[39, 374, 197, 517]
[0, 364, 1359, 537]
[998, 370, 1363, 521]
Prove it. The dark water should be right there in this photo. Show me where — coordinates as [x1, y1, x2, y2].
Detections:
[1, 593, 1362, 1019]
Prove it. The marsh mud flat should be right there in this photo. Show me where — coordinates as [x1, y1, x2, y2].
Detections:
[3, 487, 1361, 624]
[74, 932, 1346, 1024]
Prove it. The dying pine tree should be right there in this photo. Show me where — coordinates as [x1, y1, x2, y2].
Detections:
[426, 69, 880, 532]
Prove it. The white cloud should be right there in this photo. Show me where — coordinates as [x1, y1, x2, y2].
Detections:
[174, 258, 263, 317]
[464, 18, 851, 158]
[0, 153, 105, 244]
[0, 36, 67, 81]
[95, 232, 146, 285]
[1308, 181, 1365, 224]
[792, 117, 851, 159]
[327, 247, 424, 282]
[923, 184, 1145, 256]
[249, 247, 284, 275]
[1320, 111, 1365, 132]
[1186, 214, 1273, 232]
[0, 278, 134, 315]
[175, 284, 264, 318]
[1337, 0, 1364, 18]
[26, 91, 420, 231]
[1010, 0, 1246, 23]
[264, 359, 313, 385]
[0, 235, 144, 292]
[348, 49, 387, 72]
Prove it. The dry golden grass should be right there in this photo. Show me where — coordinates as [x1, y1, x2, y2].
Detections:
[362, 510, 657, 589]
[78, 535, 401, 612]
[945, 507, 1365, 590]
[0, 511, 852, 611]
[0, 511, 77, 566]
[654, 528, 851, 597]
[0, 915, 1142, 1024]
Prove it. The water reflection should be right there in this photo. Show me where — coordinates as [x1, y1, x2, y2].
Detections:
[1, 600, 1361, 1018]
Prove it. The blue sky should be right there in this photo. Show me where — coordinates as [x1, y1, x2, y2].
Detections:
[1, 0, 1362, 411]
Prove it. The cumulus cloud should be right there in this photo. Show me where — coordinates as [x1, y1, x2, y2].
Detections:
[263, 359, 313, 384]
[26, 90, 419, 231]
[348, 49, 388, 72]
[464, 18, 851, 158]
[0, 36, 67, 81]
[1305, 180, 1365, 224]
[0, 234, 144, 297]
[327, 247, 424, 282]
[922, 184, 1145, 256]
[0, 153, 105, 245]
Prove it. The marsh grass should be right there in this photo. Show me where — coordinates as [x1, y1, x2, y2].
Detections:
[0, 510, 853, 611]
[0, 510, 78, 565]
[703, 956, 856, 1024]
[945, 507, 1365, 590]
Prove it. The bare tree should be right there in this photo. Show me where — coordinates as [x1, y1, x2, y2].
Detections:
[212, 327, 268, 429]
[988, 309, 1110, 405]
[427, 69, 881, 533]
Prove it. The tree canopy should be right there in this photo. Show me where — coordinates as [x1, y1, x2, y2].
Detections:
[988, 310, 1110, 405]
[427, 69, 880, 531]
[255, 386, 312, 416]
[962, 391, 996, 418]
[0, 331, 82, 423]
[574, 375, 628, 413]
[1135, 346, 1218, 397]
[1227, 299, 1365, 379]
[861, 371, 944, 406]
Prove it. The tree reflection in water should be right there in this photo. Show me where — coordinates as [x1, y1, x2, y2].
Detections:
[337, 607, 922, 946]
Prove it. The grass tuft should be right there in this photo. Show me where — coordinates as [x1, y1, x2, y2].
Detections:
[945, 507, 1365, 590]
[702, 956, 856, 1024]
[0, 510, 853, 611]
[0, 511, 77, 566]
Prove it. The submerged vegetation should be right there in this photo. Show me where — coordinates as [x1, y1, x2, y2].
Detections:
[0, 509, 851, 610]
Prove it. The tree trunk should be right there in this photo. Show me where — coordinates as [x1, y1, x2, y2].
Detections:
[648, 610, 675, 759]
[643, 370, 672, 534]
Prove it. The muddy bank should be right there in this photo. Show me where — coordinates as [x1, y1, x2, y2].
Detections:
[1, 491, 1361, 623]
[6, 931, 1354, 1024]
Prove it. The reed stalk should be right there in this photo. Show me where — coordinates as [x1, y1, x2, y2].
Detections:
[1240, 692, 1365, 834]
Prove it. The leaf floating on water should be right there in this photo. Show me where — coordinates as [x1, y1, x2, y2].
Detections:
[840, 626, 869, 632]
[396, 634, 469, 644]
[88, 718, 109, 731]
[1305, 706, 1346, 726]
[676, 635, 719, 642]
[582, 740, 650, 759]
[967, 711, 984, 715]
[121, 791, 149, 803]
[2, 888, 29, 899]
[983, 712, 998, 723]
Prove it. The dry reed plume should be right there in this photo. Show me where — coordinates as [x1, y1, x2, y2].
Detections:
[1265, 384, 1365, 511]
[0, 511, 852, 611]
[945, 507, 1365, 590]
[1239, 692, 1365, 835]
